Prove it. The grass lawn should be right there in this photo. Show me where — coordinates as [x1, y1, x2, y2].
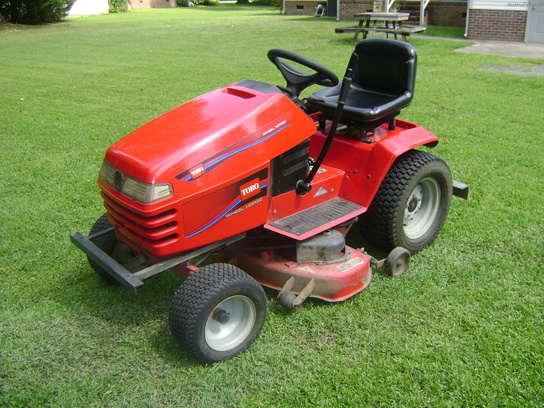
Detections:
[420, 25, 466, 39]
[1, 6, 543, 407]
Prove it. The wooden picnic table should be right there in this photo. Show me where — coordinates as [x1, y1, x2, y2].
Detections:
[335, 12, 425, 42]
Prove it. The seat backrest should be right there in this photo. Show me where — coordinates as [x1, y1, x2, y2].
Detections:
[349, 39, 417, 97]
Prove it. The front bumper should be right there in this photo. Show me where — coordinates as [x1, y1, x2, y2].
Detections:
[70, 229, 245, 295]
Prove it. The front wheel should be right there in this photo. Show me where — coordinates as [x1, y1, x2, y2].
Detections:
[360, 150, 453, 254]
[170, 263, 267, 364]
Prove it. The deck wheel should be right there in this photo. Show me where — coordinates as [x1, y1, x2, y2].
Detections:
[385, 247, 411, 277]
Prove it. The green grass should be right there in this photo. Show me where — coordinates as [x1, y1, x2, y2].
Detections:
[419, 25, 466, 39]
[1, 6, 543, 407]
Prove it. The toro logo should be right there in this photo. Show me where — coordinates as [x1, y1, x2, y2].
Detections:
[239, 178, 261, 201]
[189, 164, 206, 179]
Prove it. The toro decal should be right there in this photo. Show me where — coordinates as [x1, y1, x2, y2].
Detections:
[239, 179, 261, 201]
[188, 164, 206, 180]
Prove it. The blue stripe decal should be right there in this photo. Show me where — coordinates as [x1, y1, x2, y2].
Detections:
[185, 198, 242, 239]
[183, 123, 289, 181]
[184, 182, 268, 238]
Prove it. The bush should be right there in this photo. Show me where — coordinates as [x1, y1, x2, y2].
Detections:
[249, 0, 281, 6]
[176, 0, 218, 6]
[109, 0, 130, 13]
[0, 0, 74, 24]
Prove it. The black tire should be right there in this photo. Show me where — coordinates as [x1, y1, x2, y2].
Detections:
[384, 247, 411, 277]
[88, 213, 119, 285]
[170, 263, 267, 364]
[360, 150, 452, 254]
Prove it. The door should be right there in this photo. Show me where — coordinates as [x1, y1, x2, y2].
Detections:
[327, 0, 337, 18]
[526, 2, 544, 43]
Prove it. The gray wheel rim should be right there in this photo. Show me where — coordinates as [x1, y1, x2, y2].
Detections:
[205, 295, 256, 352]
[403, 177, 441, 240]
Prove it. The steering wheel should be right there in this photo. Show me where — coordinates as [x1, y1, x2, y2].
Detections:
[267, 49, 339, 98]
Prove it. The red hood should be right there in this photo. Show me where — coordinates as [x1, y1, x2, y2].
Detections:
[105, 84, 316, 186]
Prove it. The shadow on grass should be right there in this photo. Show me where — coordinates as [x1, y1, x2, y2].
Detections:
[60, 264, 181, 323]
[59, 223, 392, 367]
[187, 4, 279, 13]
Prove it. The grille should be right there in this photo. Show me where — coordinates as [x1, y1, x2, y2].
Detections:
[101, 190, 179, 247]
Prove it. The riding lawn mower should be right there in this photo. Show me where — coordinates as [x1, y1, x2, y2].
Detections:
[71, 39, 469, 363]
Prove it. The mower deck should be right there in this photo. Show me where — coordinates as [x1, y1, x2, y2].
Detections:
[228, 234, 372, 304]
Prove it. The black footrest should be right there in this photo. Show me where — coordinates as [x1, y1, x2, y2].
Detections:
[269, 198, 362, 237]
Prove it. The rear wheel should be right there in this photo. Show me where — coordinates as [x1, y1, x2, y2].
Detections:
[360, 150, 452, 254]
[170, 263, 267, 364]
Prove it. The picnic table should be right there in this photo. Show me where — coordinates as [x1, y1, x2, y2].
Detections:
[335, 12, 426, 42]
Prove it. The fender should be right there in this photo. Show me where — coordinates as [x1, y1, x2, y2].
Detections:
[309, 119, 438, 210]
[363, 121, 439, 184]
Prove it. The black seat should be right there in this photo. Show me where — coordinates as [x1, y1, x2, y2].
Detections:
[306, 39, 417, 132]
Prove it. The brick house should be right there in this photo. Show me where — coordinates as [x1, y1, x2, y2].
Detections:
[466, 0, 543, 43]
[130, 0, 177, 9]
[284, 0, 467, 26]
[284, 0, 544, 43]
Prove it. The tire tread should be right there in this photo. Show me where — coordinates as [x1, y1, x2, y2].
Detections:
[360, 150, 451, 252]
[170, 263, 266, 363]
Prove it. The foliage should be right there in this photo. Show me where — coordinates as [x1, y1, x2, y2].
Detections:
[0, 7, 543, 407]
[177, 0, 218, 6]
[250, 0, 282, 7]
[0, 0, 74, 24]
[109, 0, 130, 13]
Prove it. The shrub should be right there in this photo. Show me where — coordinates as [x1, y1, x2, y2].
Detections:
[250, 0, 281, 6]
[0, 0, 75, 24]
[109, 0, 130, 13]
[176, 0, 218, 6]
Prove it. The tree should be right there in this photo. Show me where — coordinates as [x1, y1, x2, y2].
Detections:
[0, 0, 75, 25]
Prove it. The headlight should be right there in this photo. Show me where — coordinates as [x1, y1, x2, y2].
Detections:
[99, 160, 173, 204]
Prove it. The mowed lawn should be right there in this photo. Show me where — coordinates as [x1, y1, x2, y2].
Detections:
[1, 6, 543, 407]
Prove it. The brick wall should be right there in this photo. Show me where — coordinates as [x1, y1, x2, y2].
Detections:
[284, 0, 527, 43]
[427, 1, 466, 27]
[284, 1, 322, 15]
[467, 9, 526, 42]
[284, 0, 371, 19]
[131, 0, 177, 9]
[338, 1, 373, 21]
[337, 1, 466, 24]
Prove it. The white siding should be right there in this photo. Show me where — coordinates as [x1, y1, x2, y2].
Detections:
[68, 0, 109, 17]
[469, 0, 527, 11]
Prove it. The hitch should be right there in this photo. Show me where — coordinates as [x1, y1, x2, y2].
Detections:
[453, 180, 470, 200]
